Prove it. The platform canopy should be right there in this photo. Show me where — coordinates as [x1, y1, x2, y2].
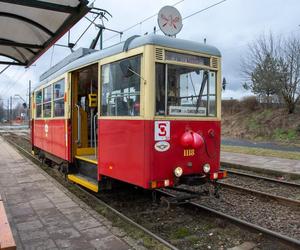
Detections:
[0, 0, 90, 67]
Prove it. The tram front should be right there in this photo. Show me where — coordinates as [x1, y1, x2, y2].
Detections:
[148, 46, 226, 189]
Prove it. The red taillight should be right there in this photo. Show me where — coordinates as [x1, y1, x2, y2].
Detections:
[209, 171, 227, 180]
[150, 179, 174, 189]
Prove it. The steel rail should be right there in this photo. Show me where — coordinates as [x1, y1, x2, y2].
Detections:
[219, 182, 300, 208]
[157, 189, 300, 249]
[2, 136, 178, 250]
[79, 188, 179, 250]
[222, 168, 300, 188]
[5, 134, 300, 248]
[5, 132, 30, 142]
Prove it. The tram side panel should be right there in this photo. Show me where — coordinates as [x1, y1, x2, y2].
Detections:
[33, 119, 69, 161]
[98, 119, 147, 188]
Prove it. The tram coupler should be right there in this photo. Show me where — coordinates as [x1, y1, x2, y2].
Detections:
[160, 195, 197, 209]
[159, 187, 209, 209]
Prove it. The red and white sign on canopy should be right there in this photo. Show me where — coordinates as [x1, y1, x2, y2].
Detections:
[158, 6, 183, 36]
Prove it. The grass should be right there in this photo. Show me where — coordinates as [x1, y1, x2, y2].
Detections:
[221, 145, 300, 161]
[274, 128, 298, 141]
[172, 227, 190, 239]
[247, 117, 260, 131]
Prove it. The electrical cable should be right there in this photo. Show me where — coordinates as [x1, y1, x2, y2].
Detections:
[0, 65, 11, 75]
[0, 68, 29, 98]
[182, 0, 227, 20]
[103, 0, 185, 43]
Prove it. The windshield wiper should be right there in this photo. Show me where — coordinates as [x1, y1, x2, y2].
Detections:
[195, 71, 208, 112]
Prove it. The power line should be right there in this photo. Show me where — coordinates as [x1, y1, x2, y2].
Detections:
[0, 68, 29, 98]
[1, 0, 229, 99]
[152, 0, 228, 36]
[182, 0, 227, 20]
[0, 67, 23, 95]
[0, 65, 10, 75]
[103, 0, 185, 43]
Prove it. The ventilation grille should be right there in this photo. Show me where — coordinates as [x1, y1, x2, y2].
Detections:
[155, 48, 164, 61]
[211, 57, 218, 68]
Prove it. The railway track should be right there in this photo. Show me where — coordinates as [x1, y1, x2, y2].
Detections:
[3, 134, 300, 249]
[218, 168, 300, 207]
[2, 136, 178, 250]
[158, 188, 300, 249]
[223, 168, 300, 187]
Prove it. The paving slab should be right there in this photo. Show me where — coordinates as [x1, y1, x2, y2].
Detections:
[221, 151, 300, 175]
[0, 137, 132, 249]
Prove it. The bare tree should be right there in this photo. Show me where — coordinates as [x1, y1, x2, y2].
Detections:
[277, 36, 300, 113]
[242, 32, 300, 113]
[242, 32, 281, 104]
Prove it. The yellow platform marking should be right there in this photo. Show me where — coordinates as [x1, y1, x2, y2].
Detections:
[68, 174, 98, 192]
[76, 147, 95, 156]
[75, 155, 97, 165]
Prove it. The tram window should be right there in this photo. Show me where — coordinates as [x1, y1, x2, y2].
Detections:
[36, 90, 42, 104]
[155, 63, 217, 116]
[101, 55, 141, 116]
[35, 90, 42, 118]
[43, 85, 52, 117]
[208, 72, 216, 116]
[155, 63, 166, 115]
[53, 79, 65, 117]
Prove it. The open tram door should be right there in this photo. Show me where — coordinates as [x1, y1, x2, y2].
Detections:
[69, 63, 99, 191]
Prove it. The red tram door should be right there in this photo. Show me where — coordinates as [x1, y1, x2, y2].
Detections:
[69, 64, 99, 191]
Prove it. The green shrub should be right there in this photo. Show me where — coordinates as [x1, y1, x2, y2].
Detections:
[274, 128, 297, 141]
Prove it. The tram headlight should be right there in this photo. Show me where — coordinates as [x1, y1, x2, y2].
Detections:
[174, 167, 183, 177]
[203, 163, 211, 173]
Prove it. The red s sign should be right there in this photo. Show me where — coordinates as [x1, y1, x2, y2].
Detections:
[155, 121, 170, 141]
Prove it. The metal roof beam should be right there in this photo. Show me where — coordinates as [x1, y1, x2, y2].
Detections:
[0, 40, 43, 49]
[0, 12, 54, 36]
[0, 0, 84, 14]
[0, 53, 26, 65]
[26, 3, 90, 66]
[0, 61, 25, 66]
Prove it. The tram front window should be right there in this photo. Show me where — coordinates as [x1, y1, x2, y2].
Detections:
[156, 63, 216, 116]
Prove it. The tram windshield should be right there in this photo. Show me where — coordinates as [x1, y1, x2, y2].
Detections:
[156, 63, 217, 116]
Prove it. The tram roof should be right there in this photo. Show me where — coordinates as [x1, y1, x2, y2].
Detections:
[39, 34, 221, 84]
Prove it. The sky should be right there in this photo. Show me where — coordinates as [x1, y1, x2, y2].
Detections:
[0, 0, 300, 104]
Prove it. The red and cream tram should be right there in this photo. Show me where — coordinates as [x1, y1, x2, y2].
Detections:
[31, 34, 226, 192]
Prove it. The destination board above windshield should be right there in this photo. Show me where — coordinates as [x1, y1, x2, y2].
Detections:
[165, 51, 210, 66]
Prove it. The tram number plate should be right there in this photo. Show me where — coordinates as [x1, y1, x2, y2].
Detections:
[154, 121, 170, 141]
[184, 149, 195, 157]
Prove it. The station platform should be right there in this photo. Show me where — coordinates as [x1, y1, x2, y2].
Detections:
[221, 151, 300, 176]
[0, 137, 131, 250]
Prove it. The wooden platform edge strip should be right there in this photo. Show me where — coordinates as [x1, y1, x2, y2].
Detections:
[0, 201, 16, 250]
[68, 174, 98, 192]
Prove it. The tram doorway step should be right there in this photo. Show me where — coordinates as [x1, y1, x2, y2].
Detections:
[74, 157, 97, 180]
[75, 147, 98, 165]
[68, 173, 98, 192]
